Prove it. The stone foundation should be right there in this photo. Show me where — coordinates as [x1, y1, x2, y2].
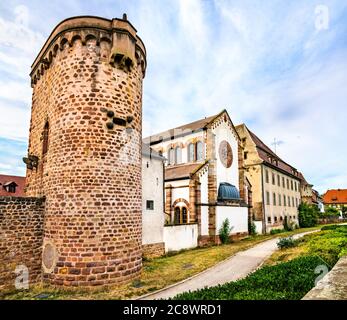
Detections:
[198, 232, 248, 246]
[142, 243, 165, 259]
[0, 196, 45, 290]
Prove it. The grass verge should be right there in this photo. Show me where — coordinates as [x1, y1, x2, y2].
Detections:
[0, 225, 334, 300]
[172, 224, 347, 300]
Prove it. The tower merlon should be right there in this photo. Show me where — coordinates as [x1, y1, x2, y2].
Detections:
[30, 15, 147, 87]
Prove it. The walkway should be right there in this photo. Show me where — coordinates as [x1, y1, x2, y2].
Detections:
[138, 230, 317, 300]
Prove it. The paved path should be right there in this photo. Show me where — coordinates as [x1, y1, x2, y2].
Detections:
[138, 230, 317, 300]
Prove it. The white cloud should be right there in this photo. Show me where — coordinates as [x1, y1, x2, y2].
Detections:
[0, 0, 346, 194]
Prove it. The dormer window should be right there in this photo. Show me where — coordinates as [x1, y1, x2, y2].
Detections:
[3, 181, 17, 194]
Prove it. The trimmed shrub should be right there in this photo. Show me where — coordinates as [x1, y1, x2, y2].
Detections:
[270, 229, 285, 235]
[277, 236, 298, 249]
[172, 256, 328, 300]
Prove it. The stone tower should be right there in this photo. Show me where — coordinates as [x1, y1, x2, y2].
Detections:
[25, 15, 146, 286]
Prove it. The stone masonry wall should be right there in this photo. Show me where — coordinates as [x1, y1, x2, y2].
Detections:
[25, 17, 147, 287]
[0, 196, 45, 291]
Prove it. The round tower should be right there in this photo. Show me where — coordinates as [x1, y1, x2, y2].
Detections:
[25, 15, 146, 286]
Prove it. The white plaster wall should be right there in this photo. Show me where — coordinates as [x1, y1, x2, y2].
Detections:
[254, 221, 263, 235]
[216, 206, 248, 234]
[200, 169, 208, 203]
[163, 224, 198, 252]
[213, 121, 239, 190]
[172, 186, 190, 203]
[201, 206, 209, 236]
[142, 156, 164, 245]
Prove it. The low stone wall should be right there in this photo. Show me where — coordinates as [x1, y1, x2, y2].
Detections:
[0, 196, 45, 290]
[318, 218, 347, 224]
[142, 242, 165, 259]
[303, 256, 347, 300]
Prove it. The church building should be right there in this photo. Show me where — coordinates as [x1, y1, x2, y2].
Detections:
[144, 109, 250, 245]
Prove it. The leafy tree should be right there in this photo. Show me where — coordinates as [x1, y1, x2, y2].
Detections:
[219, 218, 233, 244]
[324, 206, 340, 217]
[298, 203, 318, 228]
[342, 206, 347, 218]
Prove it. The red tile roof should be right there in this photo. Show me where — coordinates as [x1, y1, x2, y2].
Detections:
[323, 189, 347, 204]
[0, 174, 26, 197]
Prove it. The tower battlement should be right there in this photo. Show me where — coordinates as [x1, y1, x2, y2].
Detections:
[30, 15, 147, 87]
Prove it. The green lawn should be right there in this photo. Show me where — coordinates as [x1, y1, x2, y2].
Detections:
[0, 224, 341, 300]
[172, 224, 347, 300]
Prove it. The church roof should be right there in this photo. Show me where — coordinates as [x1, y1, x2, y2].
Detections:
[165, 163, 205, 181]
[143, 111, 222, 145]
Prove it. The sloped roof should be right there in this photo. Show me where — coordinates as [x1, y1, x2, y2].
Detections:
[165, 163, 204, 181]
[144, 111, 225, 145]
[323, 189, 347, 204]
[0, 174, 25, 197]
[241, 125, 301, 180]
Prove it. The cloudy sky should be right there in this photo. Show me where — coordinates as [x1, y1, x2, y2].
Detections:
[0, 0, 346, 193]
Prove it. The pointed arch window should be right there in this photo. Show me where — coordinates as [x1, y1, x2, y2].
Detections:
[42, 121, 49, 156]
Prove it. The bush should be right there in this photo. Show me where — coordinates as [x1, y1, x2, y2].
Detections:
[298, 203, 319, 228]
[277, 236, 298, 249]
[324, 206, 340, 218]
[321, 225, 339, 231]
[172, 256, 328, 300]
[219, 218, 233, 244]
[248, 221, 257, 236]
[307, 225, 347, 266]
[270, 229, 285, 235]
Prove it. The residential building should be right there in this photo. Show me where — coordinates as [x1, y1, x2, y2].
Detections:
[0, 174, 25, 197]
[236, 124, 301, 233]
[299, 172, 314, 204]
[323, 189, 347, 215]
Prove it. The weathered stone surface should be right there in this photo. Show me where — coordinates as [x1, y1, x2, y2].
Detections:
[303, 256, 347, 300]
[0, 196, 45, 290]
[24, 16, 146, 287]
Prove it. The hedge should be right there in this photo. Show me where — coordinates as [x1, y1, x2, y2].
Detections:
[172, 256, 328, 300]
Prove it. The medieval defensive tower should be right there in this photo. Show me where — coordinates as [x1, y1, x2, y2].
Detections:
[24, 15, 146, 286]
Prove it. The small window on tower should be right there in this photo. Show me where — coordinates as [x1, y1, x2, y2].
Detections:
[146, 200, 154, 210]
[42, 121, 49, 155]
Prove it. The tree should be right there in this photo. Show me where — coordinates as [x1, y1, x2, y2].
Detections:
[298, 203, 318, 228]
[324, 206, 340, 217]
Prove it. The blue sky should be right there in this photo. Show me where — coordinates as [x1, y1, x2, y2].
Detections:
[0, 0, 346, 193]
